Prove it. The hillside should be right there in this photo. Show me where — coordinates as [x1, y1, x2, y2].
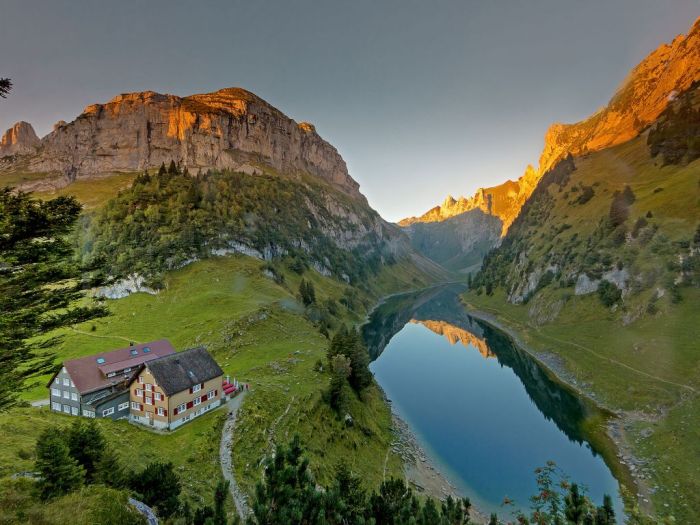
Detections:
[467, 81, 700, 521]
[0, 87, 448, 290]
[400, 17, 700, 274]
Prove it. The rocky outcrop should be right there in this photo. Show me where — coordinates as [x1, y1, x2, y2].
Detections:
[401, 17, 700, 234]
[2, 88, 361, 198]
[0, 121, 40, 157]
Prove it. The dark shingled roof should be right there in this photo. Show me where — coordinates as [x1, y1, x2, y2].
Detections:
[143, 347, 223, 396]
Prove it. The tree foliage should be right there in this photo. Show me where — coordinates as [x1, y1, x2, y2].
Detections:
[327, 327, 372, 395]
[83, 165, 389, 284]
[0, 189, 106, 411]
[67, 419, 106, 482]
[130, 461, 181, 518]
[35, 427, 85, 500]
[0, 77, 11, 98]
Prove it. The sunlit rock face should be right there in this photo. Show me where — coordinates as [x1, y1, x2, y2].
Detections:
[411, 319, 494, 359]
[2, 87, 361, 199]
[400, 17, 700, 234]
[0, 121, 40, 157]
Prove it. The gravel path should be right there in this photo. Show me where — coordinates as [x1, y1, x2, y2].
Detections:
[219, 392, 250, 519]
[128, 497, 158, 525]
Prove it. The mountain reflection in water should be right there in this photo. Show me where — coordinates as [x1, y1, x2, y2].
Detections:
[363, 284, 622, 517]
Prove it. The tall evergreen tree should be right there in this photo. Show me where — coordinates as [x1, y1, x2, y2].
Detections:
[35, 426, 84, 500]
[67, 418, 106, 482]
[95, 445, 128, 488]
[0, 190, 106, 411]
[131, 461, 181, 518]
[0, 77, 11, 98]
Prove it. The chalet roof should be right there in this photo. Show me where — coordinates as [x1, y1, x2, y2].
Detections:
[58, 339, 176, 395]
[141, 347, 223, 396]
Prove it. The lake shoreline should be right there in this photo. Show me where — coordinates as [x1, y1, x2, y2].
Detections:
[458, 299, 652, 517]
[386, 401, 489, 524]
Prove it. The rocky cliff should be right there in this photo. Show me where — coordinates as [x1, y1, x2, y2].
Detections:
[0, 87, 361, 198]
[401, 17, 700, 234]
[0, 121, 40, 157]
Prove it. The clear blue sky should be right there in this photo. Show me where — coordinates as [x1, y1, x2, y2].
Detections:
[1, 1, 698, 221]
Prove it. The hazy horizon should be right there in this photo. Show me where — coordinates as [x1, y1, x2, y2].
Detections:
[1, 1, 698, 221]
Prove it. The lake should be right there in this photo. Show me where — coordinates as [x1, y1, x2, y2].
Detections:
[363, 284, 623, 519]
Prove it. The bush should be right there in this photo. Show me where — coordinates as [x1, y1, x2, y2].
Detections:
[597, 280, 622, 307]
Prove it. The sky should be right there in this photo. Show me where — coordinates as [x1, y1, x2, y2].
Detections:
[1, 1, 698, 221]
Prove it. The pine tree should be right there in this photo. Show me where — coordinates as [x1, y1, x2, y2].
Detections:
[67, 418, 106, 482]
[157, 162, 167, 176]
[95, 446, 128, 488]
[0, 190, 107, 411]
[0, 77, 11, 98]
[564, 483, 587, 524]
[488, 513, 499, 525]
[328, 355, 351, 414]
[213, 479, 230, 525]
[35, 426, 85, 500]
[168, 159, 179, 175]
[131, 461, 181, 518]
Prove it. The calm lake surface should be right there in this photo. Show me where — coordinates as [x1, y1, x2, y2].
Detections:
[363, 285, 622, 518]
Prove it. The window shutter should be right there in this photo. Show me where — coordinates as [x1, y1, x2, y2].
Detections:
[189, 386, 193, 394]
[214, 389, 217, 397]
[200, 382, 204, 389]
[186, 401, 193, 409]
[164, 409, 168, 416]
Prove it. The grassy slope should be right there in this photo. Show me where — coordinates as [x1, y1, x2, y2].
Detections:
[465, 136, 700, 521]
[3, 254, 428, 516]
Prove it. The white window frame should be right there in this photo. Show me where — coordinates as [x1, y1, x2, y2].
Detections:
[118, 402, 129, 411]
[62, 405, 71, 414]
[62, 377, 70, 386]
[145, 396, 152, 405]
[154, 392, 162, 401]
[157, 407, 165, 416]
[83, 409, 95, 418]
[137, 376, 144, 384]
[62, 390, 70, 399]
[193, 396, 201, 406]
[177, 403, 186, 413]
[102, 407, 115, 416]
[145, 384, 152, 392]
[70, 380, 75, 387]
[131, 401, 141, 410]
[52, 402, 61, 411]
[123, 367, 131, 373]
[71, 392, 78, 401]
[207, 389, 215, 399]
[192, 384, 202, 393]
[107, 372, 116, 378]
[135, 388, 143, 397]
[51, 388, 61, 397]
[71, 406, 79, 416]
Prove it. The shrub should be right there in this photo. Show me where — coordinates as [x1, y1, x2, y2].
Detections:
[597, 280, 622, 307]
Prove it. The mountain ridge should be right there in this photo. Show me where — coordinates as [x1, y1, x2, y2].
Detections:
[0, 87, 361, 199]
[400, 16, 700, 233]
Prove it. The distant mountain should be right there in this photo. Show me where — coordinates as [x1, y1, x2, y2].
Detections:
[0, 87, 360, 198]
[400, 17, 700, 273]
[0, 88, 448, 287]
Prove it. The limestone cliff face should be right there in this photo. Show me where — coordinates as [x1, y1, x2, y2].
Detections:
[2, 88, 361, 198]
[0, 121, 40, 157]
[399, 165, 538, 235]
[538, 17, 700, 174]
[401, 17, 700, 234]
